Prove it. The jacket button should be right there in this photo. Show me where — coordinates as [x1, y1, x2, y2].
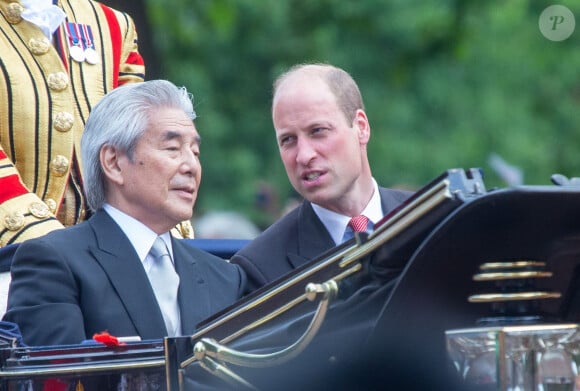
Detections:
[29, 202, 51, 219]
[5, 2, 24, 24]
[50, 155, 70, 177]
[4, 211, 24, 231]
[53, 111, 74, 132]
[29, 37, 51, 55]
[47, 72, 69, 91]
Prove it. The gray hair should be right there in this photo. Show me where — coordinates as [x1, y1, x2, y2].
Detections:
[81, 79, 196, 212]
[273, 63, 365, 124]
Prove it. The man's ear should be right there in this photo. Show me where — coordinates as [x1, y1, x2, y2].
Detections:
[353, 109, 371, 145]
[100, 144, 124, 185]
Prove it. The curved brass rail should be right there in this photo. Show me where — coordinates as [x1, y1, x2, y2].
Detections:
[193, 280, 338, 368]
[194, 355, 259, 390]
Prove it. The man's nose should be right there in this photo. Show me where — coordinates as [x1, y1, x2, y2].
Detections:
[295, 138, 316, 165]
[180, 149, 200, 174]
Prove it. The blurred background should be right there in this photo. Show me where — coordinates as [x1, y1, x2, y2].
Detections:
[103, 0, 580, 235]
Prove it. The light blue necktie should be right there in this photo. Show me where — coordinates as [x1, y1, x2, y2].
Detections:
[148, 237, 181, 336]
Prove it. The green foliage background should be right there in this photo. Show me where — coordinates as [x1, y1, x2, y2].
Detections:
[145, 0, 580, 228]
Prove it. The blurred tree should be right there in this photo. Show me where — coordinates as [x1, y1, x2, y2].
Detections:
[109, 0, 580, 228]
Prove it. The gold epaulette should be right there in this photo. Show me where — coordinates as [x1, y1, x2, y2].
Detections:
[170, 220, 195, 239]
[0, 193, 64, 247]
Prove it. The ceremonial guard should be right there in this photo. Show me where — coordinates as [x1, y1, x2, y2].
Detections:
[0, 0, 150, 247]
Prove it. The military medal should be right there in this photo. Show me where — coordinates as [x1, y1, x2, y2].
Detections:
[66, 22, 85, 62]
[80, 24, 99, 65]
[69, 45, 85, 62]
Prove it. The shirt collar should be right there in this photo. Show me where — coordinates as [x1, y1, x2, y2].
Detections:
[103, 204, 173, 263]
[312, 178, 382, 245]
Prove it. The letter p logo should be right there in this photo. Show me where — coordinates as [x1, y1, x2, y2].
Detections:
[540, 5, 575, 41]
[550, 15, 566, 30]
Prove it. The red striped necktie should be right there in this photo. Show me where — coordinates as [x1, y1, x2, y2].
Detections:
[348, 215, 369, 233]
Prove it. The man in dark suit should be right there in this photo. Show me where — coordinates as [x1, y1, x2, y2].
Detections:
[219, 65, 461, 391]
[231, 63, 411, 290]
[2, 80, 246, 346]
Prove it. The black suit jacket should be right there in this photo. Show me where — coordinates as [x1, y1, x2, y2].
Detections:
[231, 187, 412, 290]
[3, 210, 246, 346]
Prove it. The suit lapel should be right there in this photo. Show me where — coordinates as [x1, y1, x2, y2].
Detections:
[172, 239, 211, 335]
[379, 187, 391, 215]
[88, 210, 167, 337]
[288, 202, 335, 269]
[378, 187, 409, 216]
[288, 190, 401, 270]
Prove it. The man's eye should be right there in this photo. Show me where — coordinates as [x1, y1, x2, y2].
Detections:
[280, 136, 293, 146]
[164, 143, 180, 151]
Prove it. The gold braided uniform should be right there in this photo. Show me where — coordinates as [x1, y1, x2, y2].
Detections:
[0, 0, 148, 246]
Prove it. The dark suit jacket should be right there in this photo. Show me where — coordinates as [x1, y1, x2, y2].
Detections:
[2, 209, 246, 346]
[231, 187, 412, 290]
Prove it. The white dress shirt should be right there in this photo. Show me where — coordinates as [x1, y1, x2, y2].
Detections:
[103, 204, 174, 266]
[312, 178, 383, 245]
[103, 204, 181, 335]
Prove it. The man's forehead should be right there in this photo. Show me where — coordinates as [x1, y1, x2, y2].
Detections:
[278, 71, 326, 93]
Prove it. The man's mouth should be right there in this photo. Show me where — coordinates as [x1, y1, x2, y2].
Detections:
[173, 185, 195, 194]
[303, 172, 322, 181]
